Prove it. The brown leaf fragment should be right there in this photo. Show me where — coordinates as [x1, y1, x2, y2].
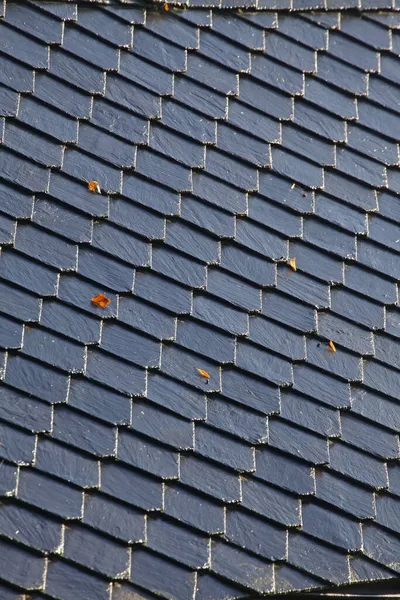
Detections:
[91, 293, 111, 308]
[88, 180, 101, 194]
[288, 257, 297, 272]
[328, 339, 336, 353]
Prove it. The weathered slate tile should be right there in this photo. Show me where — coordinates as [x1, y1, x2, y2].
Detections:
[211, 540, 274, 593]
[341, 412, 399, 460]
[207, 396, 268, 443]
[91, 98, 148, 145]
[5, 354, 69, 404]
[101, 463, 163, 511]
[0, 462, 18, 497]
[63, 524, 130, 578]
[315, 469, 375, 519]
[86, 348, 146, 396]
[176, 318, 235, 364]
[84, 493, 145, 543]
[147, 518, 209, 569]
[288, 532, 350, 584]
[0, 538, 45, 590]
[109, 198, 165, 239]
[147, 372, 207, 421]
[262, 290, 317, 333]
[52, 406, 116, 457]
[351, 386, 400, 433]
[302, 502, 362, 551]
[35, 437, 99, 488]
[0, 503, 62, 553]
[118, 429, 179, 479]
[275, 564, 323, 594]
[329, 441, 388, 489]
[101, 322, 161, 368]
[363, 523, 400, 573]
[331, 288, 384, 330]
[21, 326, 86, 374]
[164, 484, 225, 534]
[0, 421, 36, 465]
[0, 53, 34, 92]
[130, 550, 196, 599]
[15, 223, 77, 271]
[0, 147, 49, 193]
[0, 386, 52, 433]
[45, 560, 110, 600]
[40, 300, 101, 345]
[226, 508, 287, 560]
[180, 455, 241, 503]
[195, 423, 255, 472]
[134, 271, 192, 315]
[0, 181, 33, 218]
[33, 198, 92, 244]
[49, 47, 105, 93]
[18, 469, 83, 519]
[0, 21, 48, 68]
[375, 494, 400, 534]
[165, 220, 219, 264]
[34, 73, 92, 118]
[78, 6, 132, 46]
[241, 477, 301, 526]
[256, 447, 315, 495]
[105, 74, 161, 119]
[49, 172, 109, 218]
[78, 248, 134, 292]
[62, 26, 119, 70]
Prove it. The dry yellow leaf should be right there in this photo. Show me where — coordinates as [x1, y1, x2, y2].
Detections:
[91, 293, 111, 308]
[288, 257, 297, 272]
[328, 340, 336, 353]
[197, 368, 210, 380]
[88, 180, 101, 194]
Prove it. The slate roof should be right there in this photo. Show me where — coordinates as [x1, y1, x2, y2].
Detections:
[0, 0, 399, 598]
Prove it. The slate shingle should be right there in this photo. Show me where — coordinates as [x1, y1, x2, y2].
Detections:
[256, 447, 315, 495]
[17, 469, 83, 519]
[0, 503, 62, 553]
[130, 550, 196, 599]
[0, 385, 52, 433]
[118, 429, 179, 479]
[35, 437, 100, 488]
[0, 538, 45, 590]
[84, 492, 145, 543]
[63, 524, 130, 578]
[211, 540, 274, 593]
[5, 354, 69, 404]
[101, 463, 163, 511]
[45, 560, 110, 600]
[180, 455, 241, 503]
[164, 484, 225, 534]
[147, 372, 207, 421]
[288, 532, 350, 584]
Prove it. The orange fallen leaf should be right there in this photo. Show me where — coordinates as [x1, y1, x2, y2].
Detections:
[328, 339, 336, 353]
[88, 180, 101, 194]
[197, 368, 210, 380]
[288, 257, 297, 272]
[91, 293, 111, 308]
[163, 2, 169, 9]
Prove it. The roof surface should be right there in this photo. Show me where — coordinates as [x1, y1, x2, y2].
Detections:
[0, 0, 399, 598]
